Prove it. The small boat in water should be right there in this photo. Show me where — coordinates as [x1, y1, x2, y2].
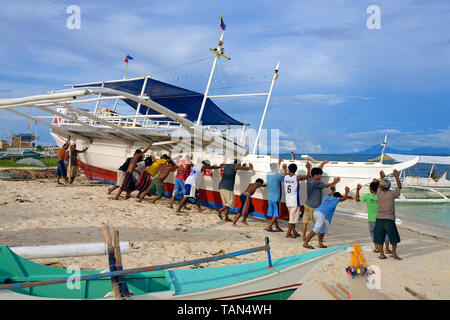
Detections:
[0, 243, 349, 300]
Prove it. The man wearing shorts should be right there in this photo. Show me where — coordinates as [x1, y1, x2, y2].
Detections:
[356, 181, 391, 254]
[233, 179, 266, 226]
[176, 160, 220, 213]
[284, 162, 310, 238]
[374, 169, 402, 260]
[136, 154, 170, 197]
[265, 159, 285, 232]
[67, 143, 88, 184]
[138, 160, 176, 204]
[303, 186, 349, 249]
[169, 156, 192, 209]
[303, 160, 340, 240]
[56, 136, 70, 185]
[217, 160, 253, 221]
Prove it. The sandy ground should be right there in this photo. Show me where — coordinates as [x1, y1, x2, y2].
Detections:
[0, 176, 449, 300]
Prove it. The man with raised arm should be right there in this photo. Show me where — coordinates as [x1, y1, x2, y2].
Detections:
[113, 141, 153, 200]
[265, 158, 285, 232]
[176, 160, 220, 213]
[217, 160, 254, 221]
[356, 182, 391, 254]
[284, 161, 311, 238]
[302, 160, 341, 240]
[67, 143, 88, 184]
[374, 169, 402, 260]
[303, 186, 350, 249]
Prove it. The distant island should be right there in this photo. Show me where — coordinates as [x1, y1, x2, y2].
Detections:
[354, 145, 450, 156]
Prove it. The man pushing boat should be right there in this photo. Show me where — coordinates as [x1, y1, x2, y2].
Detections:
[138, 160, 176, 204]
[175, 160, 220, 213]
[113, 141, 153, 200]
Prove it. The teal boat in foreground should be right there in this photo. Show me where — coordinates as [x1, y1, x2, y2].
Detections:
[0, 244, 349, 300]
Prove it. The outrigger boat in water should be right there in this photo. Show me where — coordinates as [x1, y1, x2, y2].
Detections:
[0, 23, 419, 219]
[0, 241, 351, 300]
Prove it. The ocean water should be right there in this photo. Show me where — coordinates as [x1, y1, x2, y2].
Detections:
[280, 153, 450, 236]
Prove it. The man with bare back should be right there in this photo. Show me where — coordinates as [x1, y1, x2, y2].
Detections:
[232, 179, 266, 226]
[113, 141, 153, 200]
[138, 160, 176, 204]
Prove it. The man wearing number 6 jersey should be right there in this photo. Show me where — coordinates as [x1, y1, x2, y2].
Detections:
[284, 162, 311, 238]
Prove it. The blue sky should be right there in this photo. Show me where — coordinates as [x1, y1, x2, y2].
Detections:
[0, 0, 449, 153]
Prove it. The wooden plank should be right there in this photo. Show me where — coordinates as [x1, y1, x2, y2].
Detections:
[102, 224, 121, 300]
[113, 229, 131, 298]
[321, 283, 347, 300]
[336, 282, 350, 298]
[405, 286, 428, 300]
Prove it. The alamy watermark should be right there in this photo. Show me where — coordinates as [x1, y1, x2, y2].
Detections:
[66, 5, 81, 30]
[367, 5, 381, 30]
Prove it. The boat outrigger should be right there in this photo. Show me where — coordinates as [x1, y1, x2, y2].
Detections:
[0, 21, 419, 219]
[0, 238, 351, 300]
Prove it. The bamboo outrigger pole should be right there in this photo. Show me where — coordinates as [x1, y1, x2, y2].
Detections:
[0, 240, 272, 292]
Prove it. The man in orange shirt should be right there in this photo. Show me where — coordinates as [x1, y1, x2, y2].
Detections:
[56, 136, 70, 184]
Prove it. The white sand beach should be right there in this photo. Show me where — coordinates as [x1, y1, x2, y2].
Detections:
[0, 176, 449, 300]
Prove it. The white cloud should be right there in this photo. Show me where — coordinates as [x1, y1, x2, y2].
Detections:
[281, 140, 297, 151]
[292, 94, 346, 105]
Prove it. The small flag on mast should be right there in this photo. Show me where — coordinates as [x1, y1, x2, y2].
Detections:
[124, 55, 134, 63]
[220, 15, 227, 31]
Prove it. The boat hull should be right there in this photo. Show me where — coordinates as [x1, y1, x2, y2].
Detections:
[52, 133, 419, 220]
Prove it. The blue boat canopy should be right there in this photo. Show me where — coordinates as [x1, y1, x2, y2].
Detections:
[74, 78, 243, 126]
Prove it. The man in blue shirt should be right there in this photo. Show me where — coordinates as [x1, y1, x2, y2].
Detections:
[303, 186, 350, 249]
[265, 159, 285, 232]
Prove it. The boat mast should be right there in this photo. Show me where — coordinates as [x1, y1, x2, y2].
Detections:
[379, 133, 388, 164]
[252, 62, 279, 154]
[197, 28, 229, 125]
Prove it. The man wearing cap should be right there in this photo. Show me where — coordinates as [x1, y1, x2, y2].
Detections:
[265, 158, 285, 232]
[374, 169, 402, 260]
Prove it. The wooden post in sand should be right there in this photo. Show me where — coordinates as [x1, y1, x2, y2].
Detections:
[405, 287, 428, 300]
[113, 229, 131, 298]
[102, 224, 121, 300]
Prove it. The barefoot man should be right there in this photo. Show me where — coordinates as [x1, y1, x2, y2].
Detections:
[265, 159, 285, 232]
[169, 156, 192, 209]
[356, 181, 391, 254]
[107, 150, 148, 195]
[303, 186, 350, 249]
[67, 143, 88, 184]
[232, 179, 266, 226]
[114, 142, 153, 200]
[176, 160, 220, 213]
[302, 160, 340, 240]
[56, 136, 70, 185]
[217, 160, 254, 221]
[284, 162, 311, 238]
[138, 160, 176, 204]
[374, 169, 402, 260]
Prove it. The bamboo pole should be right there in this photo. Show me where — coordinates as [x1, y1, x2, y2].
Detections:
[0, 244, 269, 291]
[113, 229, 131, 298]
[405, 286, 428, 300]
[321, 283, 347, 300]
[102, 225, 121, 300]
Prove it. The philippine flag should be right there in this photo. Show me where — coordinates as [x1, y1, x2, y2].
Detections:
[124, 55, 134, 63]
[220, 15, 227, 31]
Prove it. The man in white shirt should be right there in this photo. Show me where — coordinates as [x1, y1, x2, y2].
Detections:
[175, 160, 220, 213]
[284, 162, 310, 238]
